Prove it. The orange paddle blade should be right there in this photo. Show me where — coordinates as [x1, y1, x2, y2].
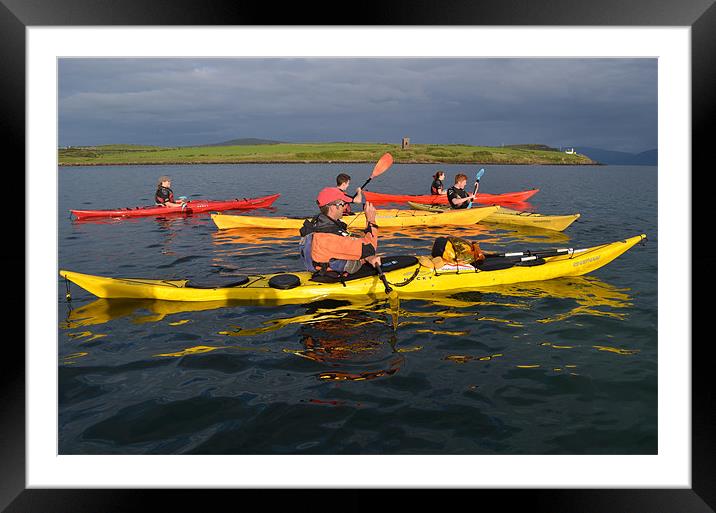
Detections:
[370, 153, 394, 178]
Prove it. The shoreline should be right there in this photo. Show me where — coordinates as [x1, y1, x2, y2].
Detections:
[58, 160, 605, 166]
[58, 142, 601, 166]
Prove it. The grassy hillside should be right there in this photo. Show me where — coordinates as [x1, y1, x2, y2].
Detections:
[197, 138, 284, 147]
[58, 142, 597, 166]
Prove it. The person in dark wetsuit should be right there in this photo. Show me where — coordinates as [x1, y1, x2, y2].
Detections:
[335, 173, 363, 215]
[430, 171, 445, 195]
[154, 176, 187, 207]
[447, 173, 478, 209]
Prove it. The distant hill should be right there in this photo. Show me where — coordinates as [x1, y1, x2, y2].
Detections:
[504, 144, 560, 152]
[59, 142, 597, 166]
[198, 138, 284, 147]
[577, 147, 658, 165]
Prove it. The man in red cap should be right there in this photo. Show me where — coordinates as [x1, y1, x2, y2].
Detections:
[299, 188, 381, 275]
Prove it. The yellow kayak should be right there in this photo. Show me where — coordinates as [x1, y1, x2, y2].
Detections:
[211, 206, 499, 230]
[406, 202, 580, 232]
[62, 275, 632, 328]
[60, 234, 645, 303]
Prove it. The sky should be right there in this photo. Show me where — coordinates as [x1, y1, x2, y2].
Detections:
[58, 58, 657, 153]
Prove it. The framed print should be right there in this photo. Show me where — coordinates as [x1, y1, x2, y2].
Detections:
[5, 0, 710, 511]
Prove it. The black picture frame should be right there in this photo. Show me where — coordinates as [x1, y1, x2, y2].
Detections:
[4, 0, 709, 511]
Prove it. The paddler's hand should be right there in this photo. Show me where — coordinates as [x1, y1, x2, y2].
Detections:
[353, 187, 363, 203]
[365, 255, 382, 268]
[364, 201, 377, 225]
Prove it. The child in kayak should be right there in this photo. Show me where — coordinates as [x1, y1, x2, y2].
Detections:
[431, 171, 445, 195]
[447, 173, 478, 209]
[335, 173, 363, 215]
[299, 187, 381, 276]
[155, 176, 187, 208]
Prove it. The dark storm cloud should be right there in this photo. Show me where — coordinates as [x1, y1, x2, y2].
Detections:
[58, 58, 657, 152]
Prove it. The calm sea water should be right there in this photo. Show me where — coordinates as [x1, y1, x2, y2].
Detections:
[58, 163, 657, 455]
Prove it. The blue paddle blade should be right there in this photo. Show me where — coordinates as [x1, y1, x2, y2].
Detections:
[468, 168, 484, 209]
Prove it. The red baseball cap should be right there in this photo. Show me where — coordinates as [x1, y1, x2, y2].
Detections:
[316, 187, 351, 207]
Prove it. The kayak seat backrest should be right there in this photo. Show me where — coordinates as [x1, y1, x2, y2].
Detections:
[269, 273, 302, 290]
[186, 276, 250, 289]
[309, 256, 418, 283]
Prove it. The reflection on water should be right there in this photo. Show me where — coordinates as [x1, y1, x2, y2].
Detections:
[212, 228, 303, 246]
[62, 275, 631, 330]
[154, 344, 273, 358]
[289, 303, 404, 382]
[62, 298, 246, 328]
[61, 275, 635, 383]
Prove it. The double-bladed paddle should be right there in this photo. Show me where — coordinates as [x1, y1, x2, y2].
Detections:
[344, 152, 394, 228]
[467, 168, 485, 209]
[375, 264, 394, 294]
[486, 246, 576, 260]
[351, 152, 394, 198]
[343, 153, 397, 299]
[374, 263, 400, 326]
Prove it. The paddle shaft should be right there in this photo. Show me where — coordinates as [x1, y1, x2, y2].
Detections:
[467, 182, 478, 209]
[350, 177, 372, 199]
[467, 169, 483, 208]
[375, 264, 393, 294]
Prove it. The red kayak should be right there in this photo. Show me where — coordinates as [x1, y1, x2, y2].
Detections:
[363, 189, 539, 206]
[71, 193, 280, 220]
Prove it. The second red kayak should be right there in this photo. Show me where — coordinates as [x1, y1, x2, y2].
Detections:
[363, 189, 539, 206]
[71, 193, 280, 220]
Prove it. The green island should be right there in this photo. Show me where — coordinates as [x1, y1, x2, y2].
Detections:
[58, 142, 598, 166]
